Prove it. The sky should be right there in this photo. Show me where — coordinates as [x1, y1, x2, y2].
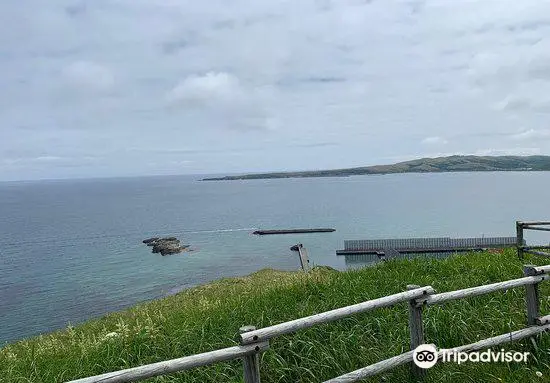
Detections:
[2, 0, 550, 181]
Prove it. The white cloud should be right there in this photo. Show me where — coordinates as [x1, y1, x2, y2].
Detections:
[526, 54, 550, 80]
[2, 155, 87, 166]
[166, 72, 271, 131]
[475, 147, 541, 156]
[509, 129, 550, 141]
[421, 136, 448, 145]
[494, 95, 550, 113]
[167, 72, 243, 104]
[63, 61, 114, 92]
[34, 156, 64, 162]
[493, 96, 531, 112]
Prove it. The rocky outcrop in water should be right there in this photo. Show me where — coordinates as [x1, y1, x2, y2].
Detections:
[142, 237, 189, 256]
[143, 237, 159, 244]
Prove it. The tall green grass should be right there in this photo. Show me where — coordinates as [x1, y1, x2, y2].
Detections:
[2, 249, 550, 382]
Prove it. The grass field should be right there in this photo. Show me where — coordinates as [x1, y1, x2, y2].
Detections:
[2, 249, 550, 382]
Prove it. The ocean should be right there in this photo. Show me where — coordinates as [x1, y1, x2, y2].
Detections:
[1, 171, 549, 345]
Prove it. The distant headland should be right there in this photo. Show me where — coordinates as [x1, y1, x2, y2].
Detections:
[202, 155, 550, 181]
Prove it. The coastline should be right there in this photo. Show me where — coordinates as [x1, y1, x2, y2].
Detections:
[202, 168, 547, 181]
[201, 154, 550, 181]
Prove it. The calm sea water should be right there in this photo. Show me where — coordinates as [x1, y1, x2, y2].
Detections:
[1, 172, 549, 345]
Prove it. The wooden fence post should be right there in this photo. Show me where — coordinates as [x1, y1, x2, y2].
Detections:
[298, 245, 311, 272]
[523, 265, 540, 326]
[517, 221, 524, 259]
[240, 326, 261, 383]
[407, 284, 426, 379]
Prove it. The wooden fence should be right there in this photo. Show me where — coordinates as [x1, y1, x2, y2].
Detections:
[517, 221, 550, 259]
[68, 263, 550, 383]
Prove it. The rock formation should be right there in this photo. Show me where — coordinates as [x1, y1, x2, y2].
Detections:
[142, 237, 189, 255]
[143, 237, 159, 244]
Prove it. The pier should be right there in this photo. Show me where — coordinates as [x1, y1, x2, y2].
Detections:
[336, 236, 517, 255]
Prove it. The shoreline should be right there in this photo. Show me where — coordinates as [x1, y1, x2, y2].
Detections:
[202, 168, 548, 181]
[201, 154, 550, 181]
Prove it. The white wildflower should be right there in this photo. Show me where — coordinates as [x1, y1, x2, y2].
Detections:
[6, 351, 16, 360]
[103, 332, 119, 340]
[115, 318, 130, 337]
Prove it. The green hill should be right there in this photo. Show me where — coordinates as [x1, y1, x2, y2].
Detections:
[202, 155, 550, 181]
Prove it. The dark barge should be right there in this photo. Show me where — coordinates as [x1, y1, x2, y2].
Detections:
[253, 228, 336, 235]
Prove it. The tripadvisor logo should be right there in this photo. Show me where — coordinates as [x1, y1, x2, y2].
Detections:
[413, 344, 438, 369]
[413, 344, 530, 369]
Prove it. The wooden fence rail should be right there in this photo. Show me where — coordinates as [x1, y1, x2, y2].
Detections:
[68, 342, 269, 383]
[517, 221, 550, 259]
[423, 274, 549, 306]
[239, 286, 433, 345]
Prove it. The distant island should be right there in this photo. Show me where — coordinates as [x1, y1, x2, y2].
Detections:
[202, 155, 550, 181]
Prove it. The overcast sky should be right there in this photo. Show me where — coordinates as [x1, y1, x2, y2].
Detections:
[2, 0, 550, 180]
